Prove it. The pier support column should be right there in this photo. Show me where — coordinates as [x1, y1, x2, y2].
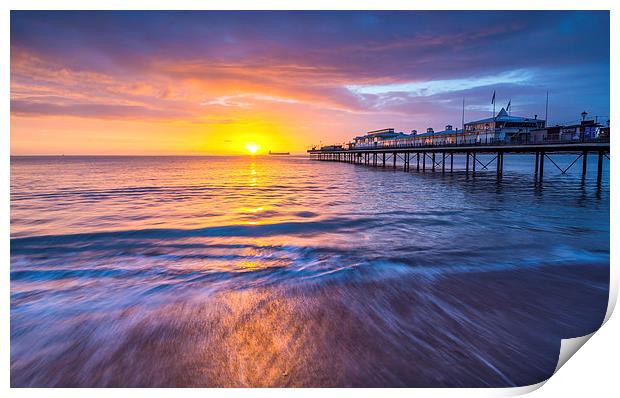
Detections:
[597, 151, 604, 184]
[404, 153, 409, 172]
[450, 153, 454, 172]
[582, 151, 588, 178]
[534, 152, 539, 176]
[496, 152, 503, 178]
[539, 151, 545, 182]
[417, 153, 420, 171]
[432, 152, 436, 172]
[422, 152, 426, 171]
[497, 153, 500, 176]
[472, 152, 476, 174]
[442, 152, 446, 173]
[382, 153, 386, 168]
[393, 153, 396, 169]
[466, 152, 470, 175]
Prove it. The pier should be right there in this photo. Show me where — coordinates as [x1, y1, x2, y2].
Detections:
[308, 140, 610, 183]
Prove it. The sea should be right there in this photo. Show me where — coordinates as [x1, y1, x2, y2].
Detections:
[10, 154, 610, 387]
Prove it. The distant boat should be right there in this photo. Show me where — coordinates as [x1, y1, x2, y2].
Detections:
[268, 151, 290, 155]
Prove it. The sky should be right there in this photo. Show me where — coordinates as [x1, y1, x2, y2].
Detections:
[10, 11, 610, 155]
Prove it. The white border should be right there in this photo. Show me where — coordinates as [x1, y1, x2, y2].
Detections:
[2, 1, 616, 397]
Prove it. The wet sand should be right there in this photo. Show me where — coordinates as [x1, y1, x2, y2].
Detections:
[11, 263, 608, 387]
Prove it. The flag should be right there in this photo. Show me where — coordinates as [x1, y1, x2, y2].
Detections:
[491, 90, 496, 104]
[506, 100, 511, 111]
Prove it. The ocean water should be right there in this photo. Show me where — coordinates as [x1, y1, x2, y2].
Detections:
[10, 154, 609, 387]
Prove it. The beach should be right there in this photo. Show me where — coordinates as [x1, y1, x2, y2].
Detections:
[10, 155, 610, 387]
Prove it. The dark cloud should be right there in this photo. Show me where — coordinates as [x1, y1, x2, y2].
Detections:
[10, 10, 610, 126]
[10, 100, 190, 120]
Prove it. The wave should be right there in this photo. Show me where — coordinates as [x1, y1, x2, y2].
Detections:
[11, 217, 377, 250]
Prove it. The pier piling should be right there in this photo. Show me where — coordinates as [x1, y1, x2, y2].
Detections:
[582, 151, 588, 178]
[309, 141, 608, 187]
[539, 151, 545, 182]
[466, 152, 470, 175]
[472, 152, 476, 174]
[597, 151, 604, 183]
[450, 153, 454, 172]
[442, 153, 446, 173]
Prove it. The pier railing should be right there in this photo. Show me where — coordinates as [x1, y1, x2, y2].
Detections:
[309, 136, 610, 152]
[309, 135, 609, 184]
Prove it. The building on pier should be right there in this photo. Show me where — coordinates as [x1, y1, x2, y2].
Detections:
[325, 109, 610, 152]
[320, 144, 344, 151]
[464, 108, 545, 143]
[350, 125, 468, 149]
[413, 125, 465, 145]
[350, 128, 409, 149]
[531, 118, 606, 143]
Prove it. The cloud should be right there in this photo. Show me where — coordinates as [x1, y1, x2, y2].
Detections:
[201, 93, 301, 108]
[10, 100, 190, 120]
[347, 69, 535, 97]
[10, 11, 610, 130]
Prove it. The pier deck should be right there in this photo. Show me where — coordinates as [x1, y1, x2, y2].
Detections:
[308, 140, 610, 182]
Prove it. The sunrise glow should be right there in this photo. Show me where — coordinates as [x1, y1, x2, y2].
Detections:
[9, 11, 609, 155]
[245, 143, 259, 154]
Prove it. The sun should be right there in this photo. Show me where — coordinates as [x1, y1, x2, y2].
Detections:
[245, 143, 259, 154]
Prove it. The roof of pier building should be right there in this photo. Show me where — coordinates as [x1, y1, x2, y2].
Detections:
[366, 128, 396, 136]
[465, 108, 545, 126]
[414, 125, 464, 138]
[354, 128, 408, 141]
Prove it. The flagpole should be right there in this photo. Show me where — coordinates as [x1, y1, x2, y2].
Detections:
[461, 97, 465, 131]
[491, 90, 496, 142]
[493, 95, 496, 134]
[545, 90, 549, 127]
[461, 97, 465, 144]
